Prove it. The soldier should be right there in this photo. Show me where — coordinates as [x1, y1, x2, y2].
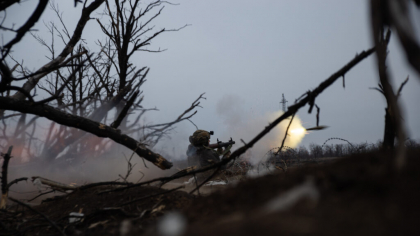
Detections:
[186, 130, 232, 181]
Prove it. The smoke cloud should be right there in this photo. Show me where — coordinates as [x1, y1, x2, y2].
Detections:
[216, 95, 306, 165]
[3, 94, 306, 202]
[5, 143, 179, 203]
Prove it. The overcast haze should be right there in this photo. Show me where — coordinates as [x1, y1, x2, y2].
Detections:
[4, 0, 420, 160]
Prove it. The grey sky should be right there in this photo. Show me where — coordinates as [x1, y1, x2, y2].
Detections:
[4, 1, 420, 160]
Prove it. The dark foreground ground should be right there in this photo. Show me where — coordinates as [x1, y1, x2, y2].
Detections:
[1, 148, 419, 236]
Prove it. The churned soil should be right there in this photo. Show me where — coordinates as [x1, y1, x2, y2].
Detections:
[1, 148, 420, 236]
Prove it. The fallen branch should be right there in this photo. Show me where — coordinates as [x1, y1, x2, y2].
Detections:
[79, 181, 132, 190]
[0, 98, 173, 169]
[32, 176, 77, 191]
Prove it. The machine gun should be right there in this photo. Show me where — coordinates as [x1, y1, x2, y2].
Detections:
[208, 138, 235, 149]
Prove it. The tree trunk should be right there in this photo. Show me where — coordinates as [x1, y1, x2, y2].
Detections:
[382, 107, 395, 149]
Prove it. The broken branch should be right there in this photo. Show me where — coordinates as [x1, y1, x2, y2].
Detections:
[275, 113, 296, 156]
[111, 90, 139, 128]
[0, 97, 173, 169]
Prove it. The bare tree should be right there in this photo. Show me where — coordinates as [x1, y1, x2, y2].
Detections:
[368, 0, 420, 169]
[0, 0, 201, 170]
[371, 74, 409, 149]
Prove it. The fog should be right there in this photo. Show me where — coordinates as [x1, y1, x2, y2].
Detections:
[2, 1, 420, 188]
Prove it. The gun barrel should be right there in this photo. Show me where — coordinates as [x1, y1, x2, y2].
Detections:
[208, 140, 235, 149]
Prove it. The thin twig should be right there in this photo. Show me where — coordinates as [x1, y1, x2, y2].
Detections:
[396, 76, 409, 98]
[28, 190, 55, 202]
[6, 177, 28, 189]
[275, 113, 295, 155]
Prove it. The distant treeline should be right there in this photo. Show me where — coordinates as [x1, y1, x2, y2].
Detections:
[270, 139, 420, 160]
[171, 139, 419, 169]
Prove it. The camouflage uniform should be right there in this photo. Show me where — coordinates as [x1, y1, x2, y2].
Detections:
[186, 130, 227, 182]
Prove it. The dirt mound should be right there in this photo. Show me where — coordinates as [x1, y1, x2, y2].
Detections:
[1, 148, 419, 236]
[179, 148, 420, 236]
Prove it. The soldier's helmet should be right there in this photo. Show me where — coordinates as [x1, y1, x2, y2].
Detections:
[189, 130, 211, 147]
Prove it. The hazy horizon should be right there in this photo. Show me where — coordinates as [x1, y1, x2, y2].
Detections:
[2, 0, 420, 163]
